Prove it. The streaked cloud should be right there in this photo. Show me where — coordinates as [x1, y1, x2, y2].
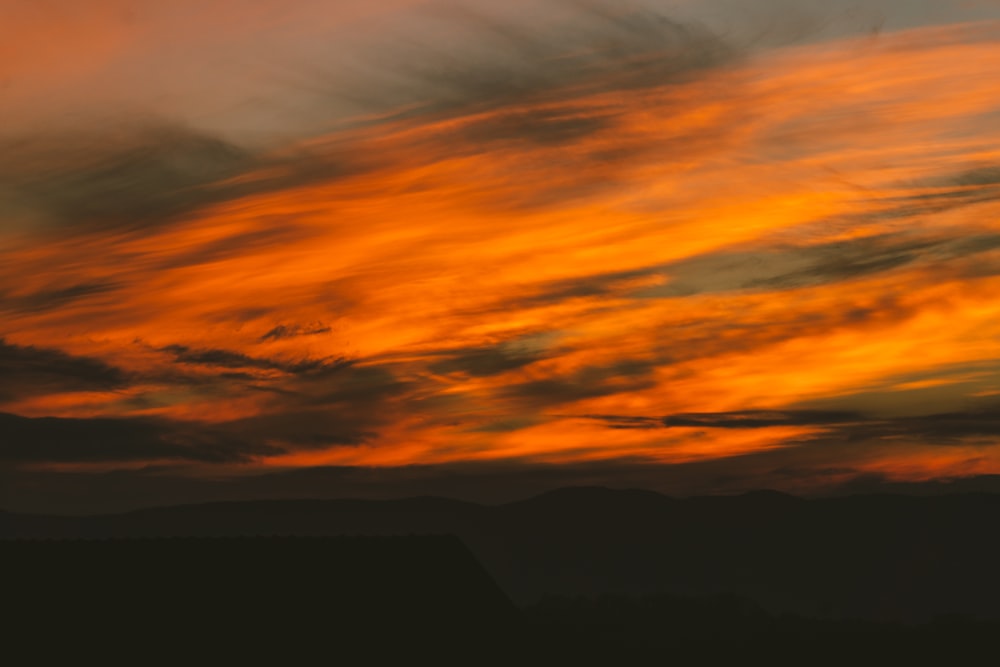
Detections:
[4, 2, 1000, 505]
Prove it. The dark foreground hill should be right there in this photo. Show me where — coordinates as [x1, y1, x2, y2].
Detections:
[5, 535, 522, 662]
[7, 487, 1000, 623]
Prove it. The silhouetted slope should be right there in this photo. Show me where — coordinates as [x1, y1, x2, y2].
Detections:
[6, 535, 521, 662]
[7, 488, 1000, 622]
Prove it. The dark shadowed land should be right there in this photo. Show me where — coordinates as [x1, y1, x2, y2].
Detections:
[7, 489, 1000, 664]
[7, 487, 1000, 626]
[5, 535, 997, 665]
[6, 535, 525, 663]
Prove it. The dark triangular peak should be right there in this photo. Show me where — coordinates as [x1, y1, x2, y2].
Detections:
[5, 535, 522, 661]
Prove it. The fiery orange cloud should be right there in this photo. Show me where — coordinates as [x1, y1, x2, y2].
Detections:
[4, 11, 1000, 508]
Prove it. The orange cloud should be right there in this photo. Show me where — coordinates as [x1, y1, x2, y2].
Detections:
[4, 17, 1000, 493]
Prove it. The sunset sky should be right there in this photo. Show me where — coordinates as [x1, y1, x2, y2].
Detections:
[5, 0, 1000, 512]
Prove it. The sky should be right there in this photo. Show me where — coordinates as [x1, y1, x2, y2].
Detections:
[4, 0, 1000, 513]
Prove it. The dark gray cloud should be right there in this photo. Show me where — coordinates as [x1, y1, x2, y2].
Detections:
[0, 120, 376, 236]
[509, 231, 1000, 310]
[515, 266, 654, 307]
[664, 410, 860, 428]
[292, 363, 412, 406]
[160, 344, 352, 376]
[221, 410, 374, 448]
[809, 408, 1000, 446]
[225, 375, 409, 446]
[954, 165, 1000, 188]
[0, 281, 122, 314]
[0, 411, 281, 464]
[459, 106, 620, 147]
[501, 358, 657, 406]
[428, 340, 547, 377]
[328, 3, 739, 123]
[745, 237, 942, 289]
[260, 323, 333, 342]
[160, 344, 275, 370]
[0, 338, 128, 400]
[203, 362, 414, 448]
[586, 405, 1000, 447]
[576, 415, 664, 430]
[468, 416, 544, 433]
[867, 184, 1000, 225]
[662, 410, 853, 429]
[641, 232, 1000, 298]
[0, 123, 251, 232]
[582, 410, 861, 429]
